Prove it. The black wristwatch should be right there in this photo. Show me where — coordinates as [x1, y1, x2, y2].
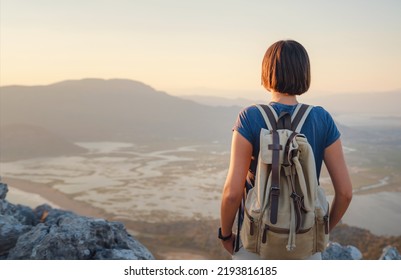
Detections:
[218, 227, 232, 241]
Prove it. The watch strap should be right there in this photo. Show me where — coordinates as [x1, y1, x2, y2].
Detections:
[218, 227, 232, 241]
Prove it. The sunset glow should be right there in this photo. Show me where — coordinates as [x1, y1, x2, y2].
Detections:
[1, 0, 400, 97]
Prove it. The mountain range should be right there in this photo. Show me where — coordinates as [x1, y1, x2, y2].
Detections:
[0, 79, 240, 161]
[180, 89, 401, 117]
[1, 78, 399, 161]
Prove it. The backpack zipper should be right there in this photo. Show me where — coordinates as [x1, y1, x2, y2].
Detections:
[244, 207, 255, 236]
[324, 215, 329, 234]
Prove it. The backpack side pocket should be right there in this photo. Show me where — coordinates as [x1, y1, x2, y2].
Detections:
[314, 201, 329, 252]
[240, 207, 260, 253]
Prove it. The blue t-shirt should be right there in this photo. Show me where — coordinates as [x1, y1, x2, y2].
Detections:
[233, 102, 340, 180]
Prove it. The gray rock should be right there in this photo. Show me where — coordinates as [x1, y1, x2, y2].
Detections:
[322, 242, 363, 260]
[1, 182, 35, 258]
[0, 181, 38, 226]
[0, 215, 32, 257]
[94, 249, 149, 260]
[379, 246, 401, 260]
[0, 182, 38, 226]
[34, 203, 75, 224]
[1, 178, 153, 260]
[7, 209, 154, 260]
[0, 200, 39, 226]
[0, 182, 8, 200]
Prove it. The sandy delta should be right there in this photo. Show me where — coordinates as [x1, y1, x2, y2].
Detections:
[2, 141, 401, 244]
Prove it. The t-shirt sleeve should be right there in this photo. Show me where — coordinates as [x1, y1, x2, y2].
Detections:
[324, 109, 341, 148]
[232, 107, 254, 145]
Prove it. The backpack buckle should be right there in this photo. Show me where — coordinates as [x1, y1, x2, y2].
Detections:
[270, 186, 280, 196]
[290, 192, 301, 201]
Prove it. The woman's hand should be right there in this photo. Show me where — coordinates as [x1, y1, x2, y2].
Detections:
[220, 233, 236, 255]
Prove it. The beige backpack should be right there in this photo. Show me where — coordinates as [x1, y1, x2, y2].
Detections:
[239, 103, 330, 259]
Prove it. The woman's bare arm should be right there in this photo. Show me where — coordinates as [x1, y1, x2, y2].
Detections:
[220, 131, 252, 253]
[323, 138, 353, 231]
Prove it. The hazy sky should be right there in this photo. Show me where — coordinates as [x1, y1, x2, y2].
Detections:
[1, 0, 400, 97]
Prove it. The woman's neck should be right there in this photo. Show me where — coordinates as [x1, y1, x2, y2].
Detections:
[270, 91, 298, 105]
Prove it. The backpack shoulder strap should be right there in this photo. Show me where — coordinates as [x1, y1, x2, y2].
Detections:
[255, 104, 278, 131]
[291, 103, 313, 133]
[255, 103, 313, 132]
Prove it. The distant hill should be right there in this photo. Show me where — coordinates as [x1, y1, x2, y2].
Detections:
[3, 78, 394, 162]
[0, 79, 240, 144]
[180, 95, 268, 108]
[0, 124, 87, 161]
[302, 90, 401, 116]
[181, 90, 401, 117]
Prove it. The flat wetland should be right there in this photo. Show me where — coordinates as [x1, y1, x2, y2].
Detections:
[2, 124, 401, 259]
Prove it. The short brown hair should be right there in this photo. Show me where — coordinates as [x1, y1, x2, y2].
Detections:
[261, 40, 311, 95]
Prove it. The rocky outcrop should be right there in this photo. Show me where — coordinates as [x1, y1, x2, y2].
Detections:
[0, 181, 154, 260]
[1, 180, 401, 260]
[322, 242, 401, 260]
[328, 223, 401, 259]
[379, 246, 401, 260]
[322, 242, 363, 260]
